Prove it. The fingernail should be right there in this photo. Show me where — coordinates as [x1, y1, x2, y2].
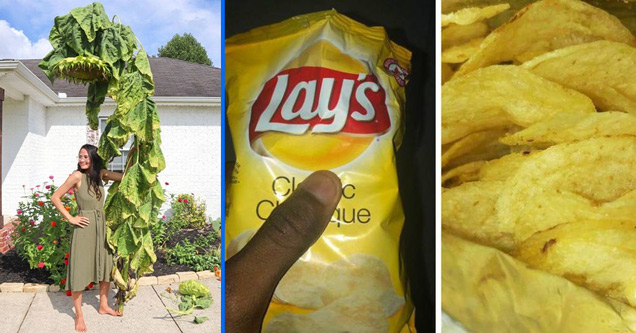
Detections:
[298, 171, 342, 206]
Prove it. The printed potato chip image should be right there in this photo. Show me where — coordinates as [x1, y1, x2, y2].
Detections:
[225, 9, 413, 332]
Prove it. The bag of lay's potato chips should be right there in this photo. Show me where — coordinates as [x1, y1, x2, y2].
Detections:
[225, 9, 412, 332]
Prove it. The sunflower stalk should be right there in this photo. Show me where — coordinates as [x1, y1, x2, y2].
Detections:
[39, 2, 165, 314]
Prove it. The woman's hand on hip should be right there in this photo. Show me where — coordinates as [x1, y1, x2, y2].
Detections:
[69, 216, 90, 228]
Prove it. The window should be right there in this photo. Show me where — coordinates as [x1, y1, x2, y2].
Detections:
[99, 117, 134, 174]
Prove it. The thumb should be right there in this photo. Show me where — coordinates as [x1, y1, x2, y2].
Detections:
[225, 170, 342, 332]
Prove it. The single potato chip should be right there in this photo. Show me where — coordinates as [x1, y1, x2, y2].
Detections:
[442, 21, 490, 49]
[477, 150, 539, 182]
[515, 220, 636, 307]
[442, 128, 512, 169]
[497, 136, 636, 243]
[522, 40, 636, 115]
[442, 65, 595, 144]
[442, 4, 511, 27]
[442, 180, 515, 252]
[500, 111, 636, 147]
[442, 62, 455, 84]
[455, 0, 636, 76]
[442, 233, 636, 332]
[442, 38, 485, 63]
[442, 160, 486, 187]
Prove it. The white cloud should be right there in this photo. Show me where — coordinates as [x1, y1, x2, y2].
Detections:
[0, 20, 52, 59]
[0, 0, 221, 66]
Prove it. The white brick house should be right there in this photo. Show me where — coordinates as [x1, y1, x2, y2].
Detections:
[0, 58, 221, 224]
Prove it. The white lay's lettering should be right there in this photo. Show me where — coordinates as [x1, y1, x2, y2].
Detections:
[254, 70, 380, 135]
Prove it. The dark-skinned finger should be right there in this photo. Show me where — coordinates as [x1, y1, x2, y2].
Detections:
[225, 170, 342, 333]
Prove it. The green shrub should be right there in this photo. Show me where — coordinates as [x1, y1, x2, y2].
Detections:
[165, 232, 220, 272]
[168, 193, 207, 229]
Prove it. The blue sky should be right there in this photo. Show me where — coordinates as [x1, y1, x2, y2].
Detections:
[0, 0, 222, 67]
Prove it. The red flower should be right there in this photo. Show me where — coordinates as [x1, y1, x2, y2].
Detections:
[66, 290, 72, 296]
[37, 201, 44, 206]
[178, 198, 182, 202]
[184, 199, 189, 204]
[53, 240, 57, 244]
[61, 279, 66, 285]
[37, 244, 43, 251]
[64, 259, 68, 265]
[165, 182, 169, 186]
[51, 221, 57, 227]
[213, 266, 219, 272]
[38, 262, 44, 268]
[65, 253, 70, 259]
[20, 228, 25, 233]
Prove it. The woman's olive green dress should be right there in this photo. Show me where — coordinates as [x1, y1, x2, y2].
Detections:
[66, 172, 113, 291]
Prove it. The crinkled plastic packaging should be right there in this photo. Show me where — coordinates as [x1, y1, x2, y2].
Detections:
[225, 10, 412, 332]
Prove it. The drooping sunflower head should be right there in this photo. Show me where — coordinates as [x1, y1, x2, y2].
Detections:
[50, 55, 111, 84]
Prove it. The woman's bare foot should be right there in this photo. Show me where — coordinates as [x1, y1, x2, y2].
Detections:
[75, 315, 87, 332]
[98, 305, 122, 316]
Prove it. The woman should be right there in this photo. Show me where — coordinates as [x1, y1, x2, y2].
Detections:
[51, 144, 124, 332]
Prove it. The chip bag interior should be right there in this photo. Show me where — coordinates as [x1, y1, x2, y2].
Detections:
[225, 9, 412, 332]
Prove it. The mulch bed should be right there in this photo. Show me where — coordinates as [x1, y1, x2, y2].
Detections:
[0, 225, 220, 285]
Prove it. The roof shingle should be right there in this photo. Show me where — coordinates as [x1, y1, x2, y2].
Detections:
[18, 57, 221, 98]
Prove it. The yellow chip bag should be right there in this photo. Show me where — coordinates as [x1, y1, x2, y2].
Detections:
[225, 9, 412, 332]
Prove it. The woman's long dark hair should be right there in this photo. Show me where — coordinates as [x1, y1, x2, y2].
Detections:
[77, 144, 104, 200]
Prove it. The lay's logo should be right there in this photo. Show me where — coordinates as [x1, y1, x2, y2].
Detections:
[249, 66, 391, 143]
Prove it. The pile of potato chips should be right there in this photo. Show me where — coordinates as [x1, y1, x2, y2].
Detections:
[442, 0, 636, 331]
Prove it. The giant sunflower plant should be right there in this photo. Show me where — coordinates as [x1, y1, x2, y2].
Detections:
[39, 2, 165, 313]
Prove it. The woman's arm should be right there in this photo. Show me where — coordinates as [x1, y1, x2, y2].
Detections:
[51, 171, 89, 227]
[101, 169, 123, 182]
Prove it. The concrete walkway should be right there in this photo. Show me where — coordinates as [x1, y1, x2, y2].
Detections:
[0, 279, 221, 333]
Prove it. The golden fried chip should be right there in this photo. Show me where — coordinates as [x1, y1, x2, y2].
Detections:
[442, 128, 512, 169]
[442, 21, 489, 49]
[522, 40, 636, 114]
[500, 111, 636, 147]
[442, 4, 511, 27]
[442, 65, 595, 144]
[442, 62, 454, 84]
[497, 136, 636, 243]
[442, 233, 636, 332]
[456, 0, 636, 76]
[442, 181, 514, 252]
[442, 38, 484, 63]
[477, 151, 539, 181]
[442, 160, 485, 187]
[515, 220, 636, 307]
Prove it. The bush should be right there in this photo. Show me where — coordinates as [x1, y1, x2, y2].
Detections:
[165, 232, 221, 272]
[11, 177, 77, 288]
[168, 193, 207, 229]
